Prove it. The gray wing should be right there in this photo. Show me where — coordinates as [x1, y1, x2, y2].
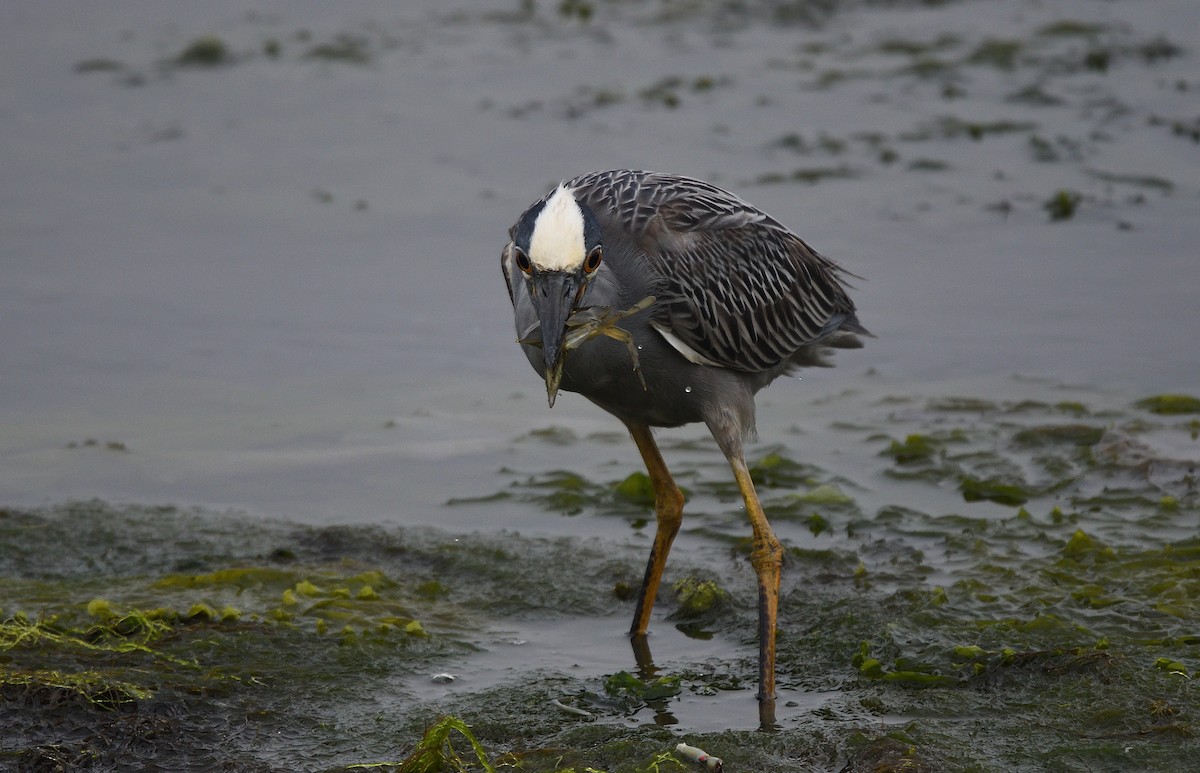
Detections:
[568, 170, 866, 373]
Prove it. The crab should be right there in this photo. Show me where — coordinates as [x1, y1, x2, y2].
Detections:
[520, 295, 656, 403]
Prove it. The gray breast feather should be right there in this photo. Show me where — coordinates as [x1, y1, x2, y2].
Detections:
[568, 170, 864, 374]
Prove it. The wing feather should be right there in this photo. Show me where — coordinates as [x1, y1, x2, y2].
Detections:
[567, 170, 865, 373]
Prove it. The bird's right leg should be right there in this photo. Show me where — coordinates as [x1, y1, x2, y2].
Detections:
[708, 410, 782, 728]
[728, 454, 782, 728]
[626, 421, 685, 637]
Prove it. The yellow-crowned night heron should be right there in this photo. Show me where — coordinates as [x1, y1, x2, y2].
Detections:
[501, 169, 867, 725]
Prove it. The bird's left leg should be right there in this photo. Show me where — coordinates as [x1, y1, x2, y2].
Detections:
[728, 453, 782, 728]
[626, 421, 685, 638]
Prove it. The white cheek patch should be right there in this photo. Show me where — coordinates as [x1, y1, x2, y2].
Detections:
[529, 185, 586, 271]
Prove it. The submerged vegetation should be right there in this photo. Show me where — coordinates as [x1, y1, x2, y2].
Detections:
[71, 2, 1192, 228]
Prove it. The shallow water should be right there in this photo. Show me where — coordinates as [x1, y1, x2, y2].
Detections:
[2, 1, 1199, 770]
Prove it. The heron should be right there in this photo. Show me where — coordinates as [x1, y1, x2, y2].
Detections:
[500, 169, 867, 726]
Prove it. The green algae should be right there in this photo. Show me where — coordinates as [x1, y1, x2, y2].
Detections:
[1012, 423, 1105, 447]
[965, 38, 1023, 70]
[604, 671, 682, 705]
[9, 475, 1199, 770]
[876, 35, 961, 58]
[450, 465, 677, 521]
[0, 665, 153, 709]
[350, 713, 692, 773]
[305, 34, 373, 64]
[882, 434, 940, 463]
[6, 384, 1200, 770]
[1038, 20, 1109, 38]
[821, 396, 1198, 766]
[615, 471, 656, 506]
[1136, 394, 1200, 415]
[73, 57, 126, 73]
[670, 577, 729, 619]
[959, 474, 1030, 506]
[381, 716, 498, 772]
[1044, 189, 1082, 220]
[748, 448, 819, 488]
[793, 483, 854, 505]
[1086, 169, 1175, 191]
[905, 157, 949, 172]
[0, 503, 647, 769]
[751, 165, 856, 185]
[926, 396, 999, 412]
[175, 36, 230, 67]
[830, 528, 1200, 759]
[522, 426, 581, 446]
[913, 117, 1038, 143]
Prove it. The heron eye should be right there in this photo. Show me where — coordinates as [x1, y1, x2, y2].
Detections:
[582, 247, 603, 275]
[514, 249, 533, 275]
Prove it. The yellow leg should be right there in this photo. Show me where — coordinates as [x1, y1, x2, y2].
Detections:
[729, 456, 782, 727]
[626, 421, 685, 637]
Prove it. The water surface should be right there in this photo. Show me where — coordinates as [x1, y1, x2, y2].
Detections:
[2, 1, 1198, 770]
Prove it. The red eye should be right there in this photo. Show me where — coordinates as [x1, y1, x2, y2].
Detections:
[582, 247, 603, 274]
[514, 249, 533, 275]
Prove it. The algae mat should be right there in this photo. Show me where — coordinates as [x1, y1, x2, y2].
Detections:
[3, 391, 1197, 771]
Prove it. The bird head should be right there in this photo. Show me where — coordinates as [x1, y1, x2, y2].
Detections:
[507, 184, 605, 407]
